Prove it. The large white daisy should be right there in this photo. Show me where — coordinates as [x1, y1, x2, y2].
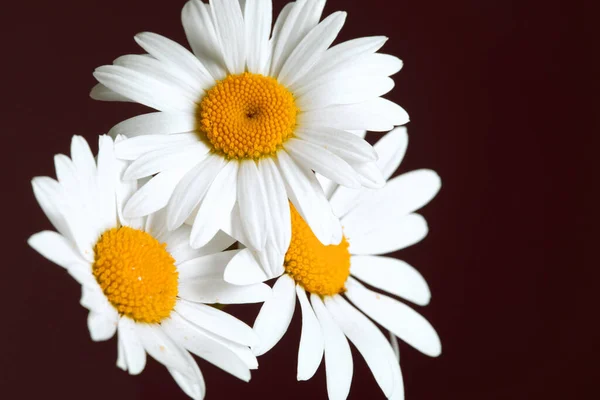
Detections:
[245, 127, 441, 399]
[91, 0, 408, 276]
[28, 135, 271, 399]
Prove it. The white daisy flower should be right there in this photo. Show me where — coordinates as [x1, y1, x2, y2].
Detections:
[27, 135, 271, 400]
[246, 127, 442, 400]
[91, 0, 408, 276]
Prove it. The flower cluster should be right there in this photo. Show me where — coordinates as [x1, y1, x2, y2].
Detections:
[28, 1, 441, 399]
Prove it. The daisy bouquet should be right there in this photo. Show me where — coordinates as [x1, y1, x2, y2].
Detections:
[29, 1, 441, 399]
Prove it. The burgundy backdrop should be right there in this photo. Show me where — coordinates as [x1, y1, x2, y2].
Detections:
[1, 0, 594, 399]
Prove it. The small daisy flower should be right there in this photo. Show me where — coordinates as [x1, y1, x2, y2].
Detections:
[246, 128, 442, 400]
[91, 0, 408, 274]
[28, 135, 270, 400]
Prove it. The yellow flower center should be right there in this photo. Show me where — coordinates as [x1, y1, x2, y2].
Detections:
[196, 72, 298, 160]
[92, 227, 178, 324]
[284, 205, 351, 296]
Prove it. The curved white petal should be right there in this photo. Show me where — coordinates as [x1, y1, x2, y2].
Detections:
[117, 317, 147, 375]
[179, 280, 272, 305]
[28, 231, 87, 271]
[108, 112, 196, 139]
[296, 286, 324, 381]
[258, 158, 291, 255]
[310, 294, 353, 400]
[350, 256, 431, 306]
[90, 83, 132, 102]
[223, 248, 269, 285]
[252, 274, 296, 356]
[297, 76, 394, 110]
[345, 278, 441, 357]
[210, 0, 246, 74]
[167, 349, 206, 400]
[237, 160, 268, 250]
[115, 134, 199, 161]
[88, 308, 119, 342]
[135, 323, 195, 377]
[177, 250, 239, 281]
[346, 213, 429, 255]
[244, 0, 272, 74]
[326, 296, 396, 397]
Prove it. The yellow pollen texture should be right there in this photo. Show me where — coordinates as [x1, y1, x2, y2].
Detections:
[284, 205, 351, 296]
[92, 227, 178, 324]
[197, 72, 298, 159]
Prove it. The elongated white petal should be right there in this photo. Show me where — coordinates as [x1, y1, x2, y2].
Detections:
[349, 161, 385, 189]
[177, 250, 239, 281]
[190, 161, 238, 248]
[90, 83, 132, 102]
[326, 296, 396, 397]
[284, 138, 361, 188]
[210, 0, 246, 74]
[258, 158, 291, 254]
[292, 36, 387, 92]
[180, 280, 271, 304]
[167, 154, 225, 231]
[176, 300, 258, 346]
[297, 76, 394, 110]
[351, 256, 431, 306]
[311, 294, 353, 400]
[94, 65, 197, 113]
[252, 275, 296, 356]
[109, 112, 196, 139]
[88, 309, 119, 342]
[115, 134, 199, 161]
[374, 126, 409, 180]
[135, 323, 195, 377]
[123, 166, 193, 219]
[347, 213, 429, 255]
[295, 127, 377, 163]
[28, 231, 87, 271]
[163, 311, 251, 382]
[223, 248, 269, 285]
[31, 177, 73, 241]
[345, 278, 441, 357]
[117, 317, 147, 375]
[276, 150, 341, 245]
[278, 11, 346, 87]
[123, 142, 209, 181]
[244, 0, 272, 74]
[237, 160, 268, 250]
[300, 101, 394, 132]
[167, 349, 206, 400]
[296, 286, 324, 381]
[134, 32, 213, 90]
[96, 135, 119, 232]
[182, 0, 228, 79]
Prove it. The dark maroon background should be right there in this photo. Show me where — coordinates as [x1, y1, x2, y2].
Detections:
[1, 0, 595, 399]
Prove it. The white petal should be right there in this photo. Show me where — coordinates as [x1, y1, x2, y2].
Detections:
[292, 36, 387, 92]
[342, 170, 441, 233]
[88, 309, 119, 342]
[167, 154, 226, 231]
[389, 331, 400, 362]
[177, 250, 238, 281]
[94, 65, 197, 113]
[310, 294, 353, 400]
[257, 158, 291, 254]
[345, 278, 442, 357]
[123, 141, 209, 181]
[374, 126, 409, 180]
[326, 296, 396, 397]
[278, 11, 346, 87]
[190, 161, 238, 248]
[210, 0, 246, 74]
[123, 166, 193, 219]
[28, 231, 87, 271]
[269, 0, 325, 77]
[90, 83, 132, 102]
[295, 127, 377, 163]
[163, 311, 251, 382]
[134, 32, 213, 90]
[350, 256, 431, 306]
[252, 275, 296, 356]
[96, 135, 119, 232]
[297, 76, 394, 110]
[300, 98, 408, 132]
[179, 280, 272, 305]
[244, 0, 272, 74]
[135, 323, 195, 377]
[276, 150, 341, 245]
[296, 286, 324, 381]
[284, 138, 361, 188]
[347, 213, 429, 256]
[115, 133, 199, 161]
[237, 160, 268, 250]
[182, 0, 228, 79]
[223, 248, 269, 285]
[31, 177, 73, 241]
[117, 317, 147, 375]
[176, 300, 258, 346]
[167, 349, 206, 400]
[349, 161, 385, 189]
[109, 112, 196, 139]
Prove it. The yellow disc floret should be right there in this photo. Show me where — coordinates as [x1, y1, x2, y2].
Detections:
[284, 205, 351, 296]
[197, 72, 298, 159]
[92, 227, 178, 324]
